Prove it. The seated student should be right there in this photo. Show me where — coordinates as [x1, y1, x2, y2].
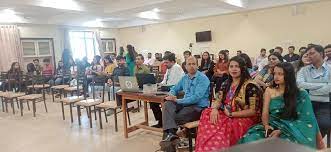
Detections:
[292, 50, 311, 74]
[195, 56, 263, 152]
[213, 50, 229, 92]
[42, 58, 54, 82]
[134, 54, 150, 74]
[297, 44, 331, 138]
[238, 62, 325, 149]
[6, 62, 23, 91]
[159, 56, 210, 150]
[107, 56, 130, 102]
[181, 50, 192, 73]
[100, 55, 116, 76]
[254, 48, 268, 72]
[33, 59, 42, 75]
[149, 53, 185, 128]
[144, 52, 155, 66]
[254, 52, 283, 89]
[199, 51, 215, 80]
[26, 63, 36, 77]
[284, 46, 300, 62]
[239, 53, 257, 78]
[85, 55, 103, 86]
[49, 60, 65, 85]
[324, 44, 331, 65]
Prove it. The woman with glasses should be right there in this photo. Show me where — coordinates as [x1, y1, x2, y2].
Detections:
[254, 52, 283, 89]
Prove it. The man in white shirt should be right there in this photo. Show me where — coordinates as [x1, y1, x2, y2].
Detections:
[150, 53, 184, 128]
[144, 52, 155, 66]
[254, 48, 268, 71]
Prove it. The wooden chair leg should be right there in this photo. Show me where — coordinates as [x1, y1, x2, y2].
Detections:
[86, 107, 89, 118]
[51, 88, 55, 102]
[2, 100, 4, 112]
[114, 109, 118, 132]
[11, 100, 15, 114]
[94, 106, 97, 120]
[43, 98, 48, 113]
[188, 128, 194, 152]
[104, 109, 108, 123]
[88, 106, 92, 128]
[27, 101, 30, 111]
[69, 103, 73, 123]
[61, 101, 65, 120]
[5, 101, 8, 113]
[33, 100, 36, 117]
[77, 105, 81, 126]
[98, 108, 103, 129]
[20, 100, 23, 116]
[127, 110, 131, 126]
[16, 98, 19, 109]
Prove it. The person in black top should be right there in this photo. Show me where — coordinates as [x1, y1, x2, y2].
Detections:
[181, 50, 191, 73]
[198, 51, 214, 80]
[283, 46, 300, 62]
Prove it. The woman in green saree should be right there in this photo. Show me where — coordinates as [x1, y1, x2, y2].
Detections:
[238, 62, 325, 149]
[125, 44, 137, 76]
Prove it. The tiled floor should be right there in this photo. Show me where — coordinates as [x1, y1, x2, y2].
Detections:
[0, 96, 162, 152]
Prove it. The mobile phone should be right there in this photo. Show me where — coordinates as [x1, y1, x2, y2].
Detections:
[265, 128, 274, 138]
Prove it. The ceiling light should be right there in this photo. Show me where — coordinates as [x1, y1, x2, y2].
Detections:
[223, 0, 244, 7]
[0, 9, 25, 23]
[138, 11, 160, 20]
[152, 8, 161, 13]
[39, 0, 82, 11]
[83, 19, 104, 27]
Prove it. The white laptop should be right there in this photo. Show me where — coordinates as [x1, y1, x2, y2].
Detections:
[118, 76, 141, 92]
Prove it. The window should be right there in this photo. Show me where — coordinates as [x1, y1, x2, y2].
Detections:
[21, 39, 52, 57]
[69, 31, 100, 62]
[101, 39, 116, 53]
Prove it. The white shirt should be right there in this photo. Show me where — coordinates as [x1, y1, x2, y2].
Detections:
[160, 63, 184, 86]
[255, 55, 268, 71]
[144, 58, 155, 66]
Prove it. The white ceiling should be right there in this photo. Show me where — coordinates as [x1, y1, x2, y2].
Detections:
[0, 0, 320, 28]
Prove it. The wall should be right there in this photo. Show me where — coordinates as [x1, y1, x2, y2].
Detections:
[117, 1, 331, 59]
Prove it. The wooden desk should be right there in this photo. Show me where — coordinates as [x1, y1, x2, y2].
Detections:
[117, 91, 167, 138]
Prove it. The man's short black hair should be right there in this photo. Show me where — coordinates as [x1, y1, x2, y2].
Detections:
[324, 44, 331, 50]
[33, 59, 39, 62]
[183, 50, 191, 55]
[288, 46, 295, 50]
[116, 56, 125, 61]
[163, 53, 176, 62]
[136, 54, 144, 60]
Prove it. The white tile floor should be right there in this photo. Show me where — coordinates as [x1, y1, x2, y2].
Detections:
[0, 96, 162, 152]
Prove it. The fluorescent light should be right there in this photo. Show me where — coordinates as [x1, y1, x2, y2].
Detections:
[83, 19, 104, 27]
[39, 0, 82, 11]
[152, 8, 161, 13]
[138, 11, 160, 20]
[0, 9, 25, 23]
[224, 0, 244, 7]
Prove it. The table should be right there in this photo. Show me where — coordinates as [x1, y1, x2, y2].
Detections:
[117, 91, 167, 138]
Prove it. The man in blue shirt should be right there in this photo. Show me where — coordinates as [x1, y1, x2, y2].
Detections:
[161, 56, 210, 144]
[297, 44, 331, 138]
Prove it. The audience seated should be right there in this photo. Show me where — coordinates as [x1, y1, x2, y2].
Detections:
[239, 62, 325, 149]
[292, 50, 311, 74]
[195, 56, 263, 152]
[239, 53, 257, 78]
[254, 52, 283, 89]
[160, 56, 210, 150]
[33, 59, 42, 75]
[144, 52, 155, 66]
[49, 60, 67, 85]
[299, 47, 307, 56]
[107, 56, 130, 103]
[6, 62, 23, 91]
[134, 54, 150, 74]
[198, 51, 215, 80]
[284, 46, 300, 62]
[181, 50, 192, 73]
[150, 53, 184, 128]
[254, 48, 268, 71]
[324, 44, 331, 65]
[274, 46, 284, 57]
[213, 50, 229, 92]
[42, 58, 54, 82]
[297, 44, 331, 138]
[99, 55, 116, 76]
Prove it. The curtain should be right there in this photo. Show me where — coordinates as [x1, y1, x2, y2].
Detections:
[92, 30, 102, 57]
[0, 25, 22, 71]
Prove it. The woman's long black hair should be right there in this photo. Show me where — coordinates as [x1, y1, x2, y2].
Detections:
[201, 51, 211, 68]
[273, 62, 299, 120]
[238, 53, 253, 69]
[218, 50, 228, 63]
[127, 44, 137, 61]
[221, 56, 251, 104]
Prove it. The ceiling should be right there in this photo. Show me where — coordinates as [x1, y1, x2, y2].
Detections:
[0, 0, 320, 28]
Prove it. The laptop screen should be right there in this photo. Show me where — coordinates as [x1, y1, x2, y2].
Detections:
[135, 74, 156, 88]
